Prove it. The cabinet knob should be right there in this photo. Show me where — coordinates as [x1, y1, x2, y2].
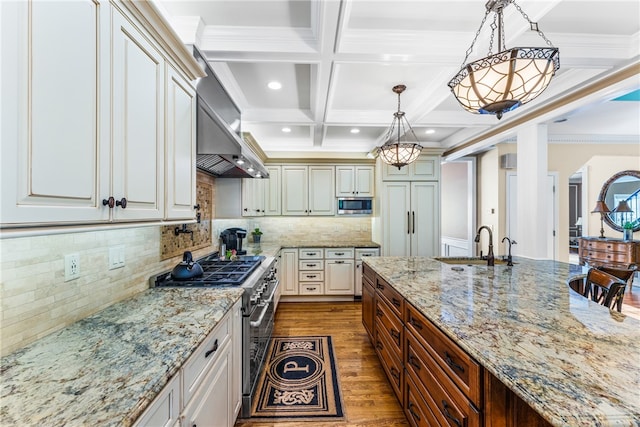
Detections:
[193, 204, 201, 210]
[102, 197, 115, 208]
[116, 198, 127, 209]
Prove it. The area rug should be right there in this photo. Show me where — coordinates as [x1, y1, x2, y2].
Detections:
[250, 336, 345, 421]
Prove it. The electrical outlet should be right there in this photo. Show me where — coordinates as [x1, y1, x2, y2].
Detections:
[65, 253, 80, 281]
[109, 245, 126, 270]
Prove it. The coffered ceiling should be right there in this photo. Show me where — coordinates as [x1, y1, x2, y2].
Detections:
[156, 0, 640, 160]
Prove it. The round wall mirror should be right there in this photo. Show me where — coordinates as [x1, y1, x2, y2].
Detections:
[598, 170, 640, 232]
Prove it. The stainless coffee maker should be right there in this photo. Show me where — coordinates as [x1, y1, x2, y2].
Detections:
[220, 228, 248, 255]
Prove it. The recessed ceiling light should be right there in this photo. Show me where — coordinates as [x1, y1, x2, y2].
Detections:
[268, 81, 282, 90]
[350, 128, 360, 134]
[247, 166, 254, 173]
[425, 129, 435, 134]
[282, 127, 291, 133]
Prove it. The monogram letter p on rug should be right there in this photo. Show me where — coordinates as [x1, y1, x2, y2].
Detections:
[250, 336, 345, 421]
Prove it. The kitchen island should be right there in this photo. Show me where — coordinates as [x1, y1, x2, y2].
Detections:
[364, 256, 640, 426]
[0, 287, 243, 426]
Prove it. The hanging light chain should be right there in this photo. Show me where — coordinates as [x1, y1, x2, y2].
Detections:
[460, 7, 492, 69]
[511, 0, 556, 47]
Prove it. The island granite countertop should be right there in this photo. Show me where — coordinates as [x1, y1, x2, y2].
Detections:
[363, 256, 640, 426]
[0, 287, 244, 426]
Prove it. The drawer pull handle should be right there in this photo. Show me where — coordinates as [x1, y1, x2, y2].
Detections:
[376, 308, 383, 318]
[307, 287, 317, 291]
[376, 283, 385, 290]
[204, 339, 219, 358]
[444, 352, 465, 373]
[410, 318, 423, 330]
[408, 402, 421, 421]
[390, 366, 400, 381]
[306, 275, 316, 278]
[408, 355, 421, 370]
[335, 260, 345, 264]
[390, 329, 400, 341]
[306, 264, 315, 267]
[392, 297, 401, 307]
[305, 253, 315, 256]
[442, 400, 462, 427]
[376, 340, 383, 350]
[335, 252, 345, 256]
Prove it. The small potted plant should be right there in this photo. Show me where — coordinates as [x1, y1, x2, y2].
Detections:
[623, 222, 634, 241]
[251, 227, 263, 243]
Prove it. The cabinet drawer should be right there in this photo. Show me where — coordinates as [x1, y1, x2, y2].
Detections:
[581, 240, 632, 254]
[582, 252, 632, 264]
[405, 371, 444, 427]
[375, 297, 403, 355]
[405, 303, 481, 406]
[182, 314, 232, 406]
[299, 260, 324, 270]
[299, 271, 324, 282]
[375, 276, 404, 318]
[374, 327, 403, 402]
[405, 330, 481, 427]
[300, 283, 323, 295]
[325, 248, 354, 259]
[299, 248, 324, 259]
[362, 262, 376, 283]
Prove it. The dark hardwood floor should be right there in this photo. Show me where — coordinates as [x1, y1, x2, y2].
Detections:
[235, 302, 409, 427]
[623, 282, 639, 309]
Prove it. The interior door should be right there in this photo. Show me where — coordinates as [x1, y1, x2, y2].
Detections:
[507, 173, 557, 259]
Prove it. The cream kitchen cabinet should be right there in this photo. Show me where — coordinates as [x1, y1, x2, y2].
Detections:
[282, 166, 335, 216]
[382, 181, 440, 256]
[242, 178, 266, 217]
[135, 299, 241, 427]
[336, 166, 375, 197]
[165, 65, 197, 221]
[1, 0, 111, 225]
[111, 7, 165, 221]
[324, 248, 355, 295]
[279, 249, 299, 295]
[264, 166, 282, 216]
[381, 155, 440, 181]
[0, 0, 202, 228]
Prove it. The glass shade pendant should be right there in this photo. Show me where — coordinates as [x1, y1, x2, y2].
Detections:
[377, 85, 423, 170]
[448, 0, 560, 119]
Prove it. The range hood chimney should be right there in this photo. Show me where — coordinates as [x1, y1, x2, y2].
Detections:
[193, 46, 268, 179]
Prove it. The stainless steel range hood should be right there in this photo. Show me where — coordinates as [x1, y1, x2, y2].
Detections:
[193, 46, 268, 179]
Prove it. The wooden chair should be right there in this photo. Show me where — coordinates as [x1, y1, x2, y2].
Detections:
[596, 265, 637, 291]
[585, 268, 628, 312]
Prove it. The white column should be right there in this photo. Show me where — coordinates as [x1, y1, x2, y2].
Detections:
[516, 124, 549, 259]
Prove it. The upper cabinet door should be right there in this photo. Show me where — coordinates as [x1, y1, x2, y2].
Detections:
[308, 166, 335, 216]
[165, 65, 196, 220]
[335, 165, 374, 197]
[381, 155, 440, 181]
[1, 0, 110, 225]
[282, 166, 308, 215]
[111, 9, 165, 221]
[264, 166, 282, 216]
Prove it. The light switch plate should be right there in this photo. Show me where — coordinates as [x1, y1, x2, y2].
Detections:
[109, 245, 126, 270]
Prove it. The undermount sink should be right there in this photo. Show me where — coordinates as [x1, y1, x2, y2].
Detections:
[434, 257, 515, 266]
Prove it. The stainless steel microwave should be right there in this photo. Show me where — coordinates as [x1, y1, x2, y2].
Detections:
[337, 197, 372, 215]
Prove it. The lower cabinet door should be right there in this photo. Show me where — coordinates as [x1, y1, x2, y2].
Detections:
[133, 372, 181, 427]
[182, 340, 232, 427]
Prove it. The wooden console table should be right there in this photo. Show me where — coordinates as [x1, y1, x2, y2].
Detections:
[578, 237, 640, 269]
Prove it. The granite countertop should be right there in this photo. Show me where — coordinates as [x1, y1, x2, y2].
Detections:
[363, 256, 640, 426]
[0, 287, 244, 426]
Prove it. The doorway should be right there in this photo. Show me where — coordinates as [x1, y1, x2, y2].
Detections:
[441, 158, 477, 256]
[506, 172, 558, 260]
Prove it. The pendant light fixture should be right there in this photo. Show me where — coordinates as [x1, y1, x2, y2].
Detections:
[448, 0, 560, 119]
[377, 85, 423, 170]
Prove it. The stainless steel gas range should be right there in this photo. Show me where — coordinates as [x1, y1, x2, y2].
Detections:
[151, 252, 279, 418]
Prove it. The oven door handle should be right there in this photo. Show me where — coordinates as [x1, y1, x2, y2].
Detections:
[250, 280, 280, 328]
[250, 303, 269, 328]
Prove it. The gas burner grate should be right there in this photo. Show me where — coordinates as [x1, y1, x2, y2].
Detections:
[153, 254, 265, 288]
